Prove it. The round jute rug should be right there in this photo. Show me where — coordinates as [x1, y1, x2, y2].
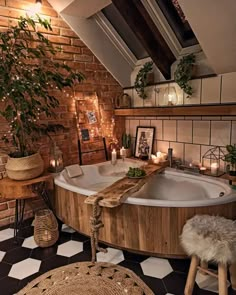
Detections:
[17, 261, 154, 295]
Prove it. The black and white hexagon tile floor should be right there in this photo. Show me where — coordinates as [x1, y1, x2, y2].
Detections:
[0, 220, 236, 295]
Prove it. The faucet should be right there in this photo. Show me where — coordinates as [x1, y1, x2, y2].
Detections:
[168, 148, 173, 168]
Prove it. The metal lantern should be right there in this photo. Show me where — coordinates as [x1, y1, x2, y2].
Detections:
[201, 146, 226, 177]
[48, 143, 63, 173]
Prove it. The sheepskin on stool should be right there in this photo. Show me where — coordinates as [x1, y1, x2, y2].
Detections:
[180, 215, 236, 265]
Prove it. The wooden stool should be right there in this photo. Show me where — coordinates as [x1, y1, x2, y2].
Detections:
[180, 215, 236, 295]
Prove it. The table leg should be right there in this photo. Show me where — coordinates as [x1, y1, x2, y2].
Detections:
[14, 199, 25, 244]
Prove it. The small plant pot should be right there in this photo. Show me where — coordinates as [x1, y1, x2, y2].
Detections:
[5, 152, 44, 180]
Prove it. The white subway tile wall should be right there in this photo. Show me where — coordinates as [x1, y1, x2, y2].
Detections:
[124, 73, 236, 166]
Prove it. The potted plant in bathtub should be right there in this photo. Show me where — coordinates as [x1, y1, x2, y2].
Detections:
[0, 15, 85, 180]
[224, 144, 236, 182]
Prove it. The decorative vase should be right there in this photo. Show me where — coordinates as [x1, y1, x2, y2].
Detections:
[5, 152, 44, 180]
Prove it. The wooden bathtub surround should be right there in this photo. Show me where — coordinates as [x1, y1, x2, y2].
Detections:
[85, 164, 165, 208]
[54, 186, 236, 258]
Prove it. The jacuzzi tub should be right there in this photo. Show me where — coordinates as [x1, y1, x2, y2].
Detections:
[54, 159, 235, 207]
[54, 159, 236, 258]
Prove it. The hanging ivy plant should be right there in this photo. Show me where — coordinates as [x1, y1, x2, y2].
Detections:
[134, 62, 153, 99]
[174, 53, 195, 97]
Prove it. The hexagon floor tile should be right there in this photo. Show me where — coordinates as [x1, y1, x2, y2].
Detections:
[0, 251, 5, 262]
[57, 240, 83, 257]
[8, 258, 41, 280]
[61, 224, 76, 233]
[196, 270, 230, 293]
[96, 247, 124, 264]
[141, 257, 173, 279]
[0, 228, 14, 242]
[22, 236, 38, 249]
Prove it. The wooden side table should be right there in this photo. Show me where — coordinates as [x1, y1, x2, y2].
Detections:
[0, 173, 54, 243]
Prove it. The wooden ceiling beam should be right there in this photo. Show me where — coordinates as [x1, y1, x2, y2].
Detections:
[112, 0, 176, 79]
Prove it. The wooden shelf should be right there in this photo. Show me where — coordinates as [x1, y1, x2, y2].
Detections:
[114, 105, 236, 116]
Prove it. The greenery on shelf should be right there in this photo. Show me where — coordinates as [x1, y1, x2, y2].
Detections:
[0, 15, 85, 158]
[224, 144, 236, 176]
[122, 133, 131, 149]
[174, 53, 195, 97]
[134, 61, 153, 99]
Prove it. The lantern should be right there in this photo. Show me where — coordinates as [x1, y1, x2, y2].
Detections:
[48, 143, 63, 173]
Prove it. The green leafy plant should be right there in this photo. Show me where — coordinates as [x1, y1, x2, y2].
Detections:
[134, 61, 153, 99]
[122, 133, 131, 149]
[224, 144, 236, 176]
[174, 53, 195, 97]
[0, 15, 85, 157]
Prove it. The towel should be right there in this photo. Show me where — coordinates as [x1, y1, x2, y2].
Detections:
[65, 164, 83, 178]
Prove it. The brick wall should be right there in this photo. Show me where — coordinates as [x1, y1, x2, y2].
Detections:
[0, 0, 124, 226]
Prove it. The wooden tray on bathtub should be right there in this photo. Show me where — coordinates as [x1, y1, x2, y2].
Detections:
[84, 164, 165, 208]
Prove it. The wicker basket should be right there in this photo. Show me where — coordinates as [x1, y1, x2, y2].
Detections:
[34, 209, 59, 248]
[5, 152, 44, 180]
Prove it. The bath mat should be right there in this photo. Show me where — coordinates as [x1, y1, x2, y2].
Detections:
[17, 261, 154, 295]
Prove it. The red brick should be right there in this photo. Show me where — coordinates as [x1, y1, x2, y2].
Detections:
[0, 203, 7, 211]
[48, 35, 70, 45]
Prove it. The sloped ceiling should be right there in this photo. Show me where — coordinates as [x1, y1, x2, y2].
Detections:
[179, 0, 236, 74]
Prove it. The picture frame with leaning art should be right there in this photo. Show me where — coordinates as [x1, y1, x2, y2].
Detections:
[134, 126, 155, 159]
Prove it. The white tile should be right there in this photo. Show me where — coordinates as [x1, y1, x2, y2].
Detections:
[163, 120, 176, 141]
[0, 228, 14, 242]
[196, 270, 230, 293]
[140, 120, 150, 126]
[144, 85, 156, 107]
[193, 121, 210, 145]
[0, 250, 5, 262]
[141, 257, 173, 279]
[9, 258, 41, 280]
[22, 236, 38, 249]
[211, 121, 231, 146]
[177, 120, 192, 143]
[201, 145, 212, 168]
[96, 247, 124, 265]
[221, 72, 236, 103]
[184, 144, 201, 165]
[156, 84, 167, 106]
[170, 142, 184, 160]
[57, 240, 83, 257]
[129, 120, 139, 138]
[133, 89, 144, 107]
[61, 224, 76, 233]
[151, 120, 163, 140]
[125, 119, 130, 134]
[201, 76, 221, 104]
[232, 121, 236, 145]
[184, 79, 201, 105]
[156, 141, 169, 153]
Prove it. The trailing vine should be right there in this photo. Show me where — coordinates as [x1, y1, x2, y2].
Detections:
[134, 62, 153, 99]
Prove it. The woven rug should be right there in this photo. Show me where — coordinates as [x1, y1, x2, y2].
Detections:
[17, 261, 154, 295]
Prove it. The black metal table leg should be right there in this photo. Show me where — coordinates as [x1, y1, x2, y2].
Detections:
[14, 199, 25, 244]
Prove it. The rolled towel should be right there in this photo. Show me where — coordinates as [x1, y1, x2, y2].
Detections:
[65, 164, 83, 178]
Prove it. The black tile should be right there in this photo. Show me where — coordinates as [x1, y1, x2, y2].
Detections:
[30, 245, 58, 261]
[17, 226, 34, 239]
[17, 271, 42, 292]
[168, 257, 190, 273]
[163, 271, 188, 295]
[0, 276, 19, 295]
[0, 237, 24, 252]
[40, 255, 68, 273]
[56, 232, 72, 245]
[3, 247, 32, 264]
[123, 250, 149, 263]
[71, 231, 90, 243]
[69, 250, 93, 264]
[140, 274, 167, 295]
[118, 260, 143, 276]
[0, 262, 12, 279]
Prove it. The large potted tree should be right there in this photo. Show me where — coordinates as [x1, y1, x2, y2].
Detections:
[0, 15, 84, 180]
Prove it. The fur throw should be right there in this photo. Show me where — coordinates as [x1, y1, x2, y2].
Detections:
[180, 215, 236, 264]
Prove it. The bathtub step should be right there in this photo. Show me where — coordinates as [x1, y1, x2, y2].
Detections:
[84, 164, 165, 208]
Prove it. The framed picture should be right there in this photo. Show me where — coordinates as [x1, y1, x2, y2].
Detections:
[134, 126, 155, 159]
[86, 111, 97, 124]
[81, 128, 90, 141]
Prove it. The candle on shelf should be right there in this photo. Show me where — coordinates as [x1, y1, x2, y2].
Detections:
[50, 159, 56, 167]
[211, 162, 218, 175]
[111, 149, 117, 165]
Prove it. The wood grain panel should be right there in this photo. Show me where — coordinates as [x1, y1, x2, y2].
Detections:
[54, 186, 236, 258]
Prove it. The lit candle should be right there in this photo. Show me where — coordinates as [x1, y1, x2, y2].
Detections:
[156, 151, 162, 159]
[111, 149, 117, 165]
[50, 159, 56, 167]
[211, 162, 218, 175]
